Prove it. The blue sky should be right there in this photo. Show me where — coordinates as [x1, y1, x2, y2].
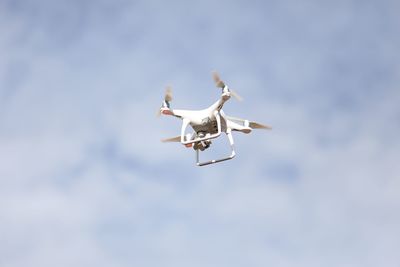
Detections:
[1, 0, 400, 266]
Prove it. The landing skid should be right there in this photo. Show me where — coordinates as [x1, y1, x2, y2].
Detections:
[195, 129, 236, 166]
[196, 151, 235, 166]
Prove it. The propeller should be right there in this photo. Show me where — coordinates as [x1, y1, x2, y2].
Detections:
[230, 90, 243, 102]
[212, 71, 243, 101]
[161, 136, 181, 142]
[164, 85, 173, 102]
[249, 121, 272, 130]
[157, 86, 173, 117]
[212, 71, 226, 88]
[227, 116, 272, 130]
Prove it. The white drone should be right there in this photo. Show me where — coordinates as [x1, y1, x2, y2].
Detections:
[158, 72, 271, 166]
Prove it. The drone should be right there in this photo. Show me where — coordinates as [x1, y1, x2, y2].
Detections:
[158, 72, 271, 166]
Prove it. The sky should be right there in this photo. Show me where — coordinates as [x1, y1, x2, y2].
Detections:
[1, 0, 400, 266]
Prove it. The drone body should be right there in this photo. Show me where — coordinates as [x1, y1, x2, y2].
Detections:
[159, 72, 271, 166]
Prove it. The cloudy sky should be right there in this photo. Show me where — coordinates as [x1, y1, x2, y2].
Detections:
[1, 0, 400, 266]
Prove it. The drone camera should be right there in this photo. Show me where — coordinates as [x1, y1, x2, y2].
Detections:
[192, 131, 212, 151]
[193, 140, 212, 151]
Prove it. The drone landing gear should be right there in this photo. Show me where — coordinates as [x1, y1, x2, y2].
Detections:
[196, 129, 236, 166]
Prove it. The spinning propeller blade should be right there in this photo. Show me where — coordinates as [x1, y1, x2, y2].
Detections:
[230, 90, 243, 101]
[157, 86, 173, 117]
[227, 116, 272, 130]
[161, 136, 181, 142]
[249, 121, 272, 130]
[212, 71, 243, 101]
[164, 86, 173, 102]
[212, 71, 225, 88]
